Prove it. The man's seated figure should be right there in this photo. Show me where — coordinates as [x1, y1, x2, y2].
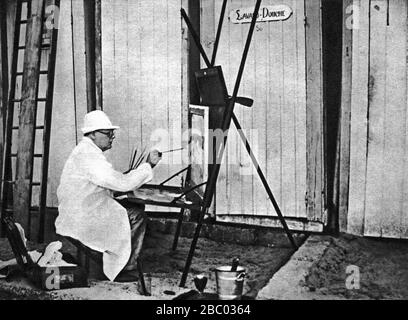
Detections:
[55, 110, 161, 282]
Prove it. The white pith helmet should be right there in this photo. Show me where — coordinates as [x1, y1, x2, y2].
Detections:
[81, 110, 120, 134]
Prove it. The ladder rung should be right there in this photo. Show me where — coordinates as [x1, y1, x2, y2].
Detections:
[16, 70, 48, 76]
[2, 181, 42, 186]
[4, 208, 14, 212]
[11, 98, 47, 103]
[1, 180, 15, 184]
[19, 17, 51, 23]
[0, 179, 42, 186]
[12, 125, 45, 130]
[18, 44, 51, 50]
[10, 153, 43, 157]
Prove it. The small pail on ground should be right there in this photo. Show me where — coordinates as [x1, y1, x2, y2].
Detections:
[215, 266, 246, 300]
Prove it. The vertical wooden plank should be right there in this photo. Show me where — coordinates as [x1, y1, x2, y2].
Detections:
[83, 0, 96, 111]
[305, 0, 324, 221]
[0, 0, 8, 204]
[139, 0, 154, 169]
[101, 0, 116, 135]
[72, 0, 87, 146]
[338, 0, 353, 232]
[380, 0, 406, 238]
[181, 0, 190, 199]
[126, 0, 142, 164]
[95, 0, 102, 109]
[211, 0, 230, 216]
[224, 0, 235, 216]
[347, 0, 370, 235]
[227, 0, 243, 216]
[167, 0, 183, 178]
[252, 1, 268, 217]
[151, 0, 170, 182]
[208, 0, 231, 215]
[205, 0, 226, 216]
[200, 0, 215, 66]
[402, 0, 408, 239]
[212, 1, 231, 214]
[295, 0, 307, 218]
[364, 0, 387, 237]
[48, 0, 77, 207]
[239, 0, 254, 216]
[187, 0, 201, 107]
[50, 0, 87, 207]
[266, 5, 283, 217]
[281, 0, 297, 217]
[105, 0, 128, 172]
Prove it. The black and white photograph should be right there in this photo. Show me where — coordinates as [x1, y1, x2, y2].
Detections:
[0, 0, 407, 308]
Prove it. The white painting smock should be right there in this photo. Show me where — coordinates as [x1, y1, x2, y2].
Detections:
[55, 137, 153, 280]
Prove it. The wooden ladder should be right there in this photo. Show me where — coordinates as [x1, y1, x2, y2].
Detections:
[0, 0, 59, 242]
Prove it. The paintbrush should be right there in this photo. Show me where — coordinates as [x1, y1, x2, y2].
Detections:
[158, 147, 184, 157]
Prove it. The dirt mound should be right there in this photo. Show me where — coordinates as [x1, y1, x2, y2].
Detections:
[303, 234, 408, 299]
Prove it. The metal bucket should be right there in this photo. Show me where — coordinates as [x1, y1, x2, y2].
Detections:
[215, 266, 246, 300]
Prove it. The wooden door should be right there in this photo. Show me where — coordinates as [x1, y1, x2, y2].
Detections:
[201, 0, 325, 231]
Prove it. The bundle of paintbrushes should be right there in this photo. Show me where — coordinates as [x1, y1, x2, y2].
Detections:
[124, 146, 147, 174]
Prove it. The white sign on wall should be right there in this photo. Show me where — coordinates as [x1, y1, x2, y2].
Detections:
[229, 4, 293, 24]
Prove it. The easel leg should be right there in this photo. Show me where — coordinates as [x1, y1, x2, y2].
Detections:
[232, 113, 298, 249]
[179, 208, 206, 287]
[137, 259, 149, 296]
[172, 208, 185, 251]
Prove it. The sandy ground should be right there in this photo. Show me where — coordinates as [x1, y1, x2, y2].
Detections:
[139, 230, 297, 298]
[0, 225, 299, 299]
[3, 226, 408, 300]
[302, 234, 408, 299]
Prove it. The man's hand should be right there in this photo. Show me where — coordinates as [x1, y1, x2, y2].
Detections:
[147, 149, 162, 168]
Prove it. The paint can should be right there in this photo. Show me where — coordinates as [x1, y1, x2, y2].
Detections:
[215, 266, 246, 300]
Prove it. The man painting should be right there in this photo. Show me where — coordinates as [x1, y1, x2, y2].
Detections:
[55, 110, 161, 282]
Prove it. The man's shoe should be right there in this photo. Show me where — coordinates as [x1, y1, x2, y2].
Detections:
[114, 269, 139, 283]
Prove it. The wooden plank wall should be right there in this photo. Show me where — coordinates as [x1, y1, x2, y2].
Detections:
[345, 0, 408, 239]
[48, 0, 87, 207]
[46, 0, 186, 207]
[101, 0, 185, 212]
[201, 0, 309, 219]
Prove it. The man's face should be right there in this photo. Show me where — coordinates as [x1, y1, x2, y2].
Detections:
[90, 129, 115, 151]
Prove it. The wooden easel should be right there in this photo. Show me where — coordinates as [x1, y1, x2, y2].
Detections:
[181, 0, 297, 250]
